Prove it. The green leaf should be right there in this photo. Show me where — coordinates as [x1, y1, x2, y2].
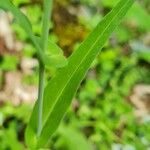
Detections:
[126, 2, 150, 31]
[0, 0, 32, 34]
[58, 126, 92, 150]
[44, 44, 68, 68]
[35, 36, 68, 68]
[0, 55, 19, 71]
[101, 0, 119, 7]
[0, 0, 44, 63]
[25, 0, 135, 148]
[4, 122, 24, 150]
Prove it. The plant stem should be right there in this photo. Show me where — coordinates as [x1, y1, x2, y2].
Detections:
[37, 61, 45, 136]
[42, 0, 53, 51]
[37, 0, 53, 137]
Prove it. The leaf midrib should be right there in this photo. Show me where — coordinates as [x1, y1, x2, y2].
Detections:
[41, 0, 131, 133]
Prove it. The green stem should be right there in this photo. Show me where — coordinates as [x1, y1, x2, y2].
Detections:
[41, 0, 53, 51]
[37, 0, 53, 136]
[37, 62, 45, 136]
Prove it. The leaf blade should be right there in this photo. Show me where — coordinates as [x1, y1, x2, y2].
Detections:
[0, 0, 44, 63]
[58, 126, 92, 150]
[26, 0, 135, 148]
[0, 0, 32, 34]
[35, 36, 68, 68]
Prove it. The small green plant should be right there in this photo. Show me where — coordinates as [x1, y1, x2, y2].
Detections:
[0, 0, 135, 148]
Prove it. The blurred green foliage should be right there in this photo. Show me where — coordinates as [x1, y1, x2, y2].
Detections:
[0, 0, 150, 149]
